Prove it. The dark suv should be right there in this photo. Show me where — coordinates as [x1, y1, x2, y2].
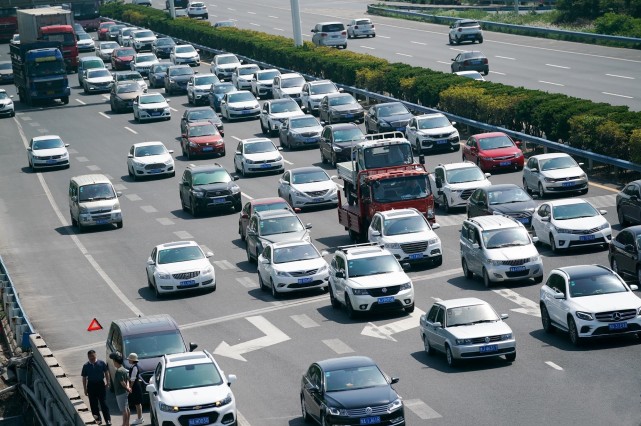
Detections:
[319, 123, 365, 167]
[105, 314, 197, 393]
[179, 163, 241, 216]
[164, 64, 195, 95]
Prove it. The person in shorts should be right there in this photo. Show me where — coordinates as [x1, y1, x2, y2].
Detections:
[127, 353, 144, 425]
[109, 352, 131, 426]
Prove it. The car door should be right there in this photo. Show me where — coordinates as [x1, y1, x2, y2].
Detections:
[423, 304, 441, 350]
[311, 24, 320, 45]
[148, 363, 162, 418]
[239, 202, 251, 238]
[257, 244, 272, 284]
[319, 97, 329, 123]
[301, 83, 310, 109]
[105, 325, 123, 384]
[614, 230, 636, 275]
[220, 93, 228, 115]
[406, 117, 417, 143]
[452, 53, 463, 71]
[543, 273, 568, 327]
[627, 184, 641, 224]
[302, 365, 322, 421]
[332, 255, 347, 304]
[430, 306, 447, 351]
[319, 126, 330, 159]
[127, 145, 135, 171]
[272, 76, 281, 98]
[279, 171, 292, 199]
[467, 225, 484, 274]
[523, 157, 535, 190]
[187, 75, 195, 99]
[279, 119, 289, 146]
[367, 213, 382, 243]
[260, 102, 269, 128]
[366, 107, 376, 132]
[180, 170, 192, 207]
[246, 216, 259, 256]
[434, 167, 446, 204]
[133, 95, 140, 116]
[146, 247, 157, 282]
[532, 204, 551, 244]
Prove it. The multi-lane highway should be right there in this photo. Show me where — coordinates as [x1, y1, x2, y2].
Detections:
[1, 26, 640, 426]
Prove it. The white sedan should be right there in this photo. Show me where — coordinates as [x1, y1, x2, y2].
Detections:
[170, 44, 200, 66]
[277, 166, 338, 209]
[233, 137, 284, 176]
[220, 90, 260, 121]
[531, 198, 611, 253]
[522, 153, 588, 198]
[231, 64, 260, 90]
[82, 68, 114, 94]
[97, 41, 120, 61]
[259, 98, 304, 136]
[127, 141, 175, 180]
[133, 92, 171, 122]
[27, 135, 70, 170]
[257, 240, 329, 298]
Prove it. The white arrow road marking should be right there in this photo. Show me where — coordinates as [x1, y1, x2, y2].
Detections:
[213, 316, 290, 361]
[492, 288, 540, 317]
[361, 308, 425, 341]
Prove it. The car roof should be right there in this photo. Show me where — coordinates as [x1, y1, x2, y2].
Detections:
[169, 64, 191, 69]
[316, 356, 376, 371]
[281, 72, 303, 79]
[290, 114, 315, 121]
[553, 264, 612, 279]
[80, 56, 102, 62]
[186, 121, 215, 128]
[308, 79, 332, 85]
[375, 101, 403, 108]
[290, 166, 326, 175]
[270, 240, 314, 249]
[268, 99, 297, 105]
[215, 53, 237, 58]
[186, 106, 214, 113]
[258, 68, 279, 73]
[377, 208, 421, 219]
[158, 240, 199, 249]
[133, 141, 165, 148]
[165, 352, 212, 367]
[70, 174, 112, 186]
[140, 92, 163, 98]
[237, 63, 259, 69]
[437, 297, 487, 309]
[32, 135, 61, 142]
[317, 21, 344, 25]
[416, 113, 446, 120]
[439, 161, 477, 170]
[194, 73, 216, 78]
[251, 197, 288, 206]
[325, 92, 351, 99]
[457, 19, 479, 24]
[466, 215, 521, 230]
[255, 209, 297, 220]
[242, 137, 272, 144]
[531, 153, 572, 160]
[113, 314, 180, 337]
[337, 244, 388, 259]
[546, 198, 590, 207]
[229, 90, 252, 95]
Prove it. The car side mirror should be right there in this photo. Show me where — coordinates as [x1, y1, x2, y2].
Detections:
[432, 321, 442, 328]
[484, 173, 491, 178]
[247, 229, 256, 236]
[232, 175, 240, 181]
[472, 243, 480, 249]
[451, 121, 456, 126]
[277, 146, 284, 151]
[260, 257, 270, 264]
[530, 167, 538, 173]
[578, 162, 585, 167]
[147, 259, 155, 265]
[311, 29, 316, 32]
[408, 126, 416, 130]
[71, 196, 77, 202]
[371, 230, 381, 237]
[451, 58, 455, 61]
[116, 191, 122, 197]
[599, 210, 607, 215]
[541, 216, 550, 222]
[630, 284, 639, 291]
[205, 251, 214, 258]
[515, 140, 522, 147]
[432, 223, 440, 230]
[305, 223, 312, 229]
[335, 271, 345, 278]
[235, 151, 241, 155]
[500, 313, 509, 320]
[145, 384, 156, 393]
[553, 292, 565, 300]
[227, 374, 237, 386]
[26, 147, 32, 151]
[390, 377, 400, 384]
[401, 262, 411, 271]
[532, 236, 539, 244]
[127, 154, 133, 158]
[625, 244, 636, 253]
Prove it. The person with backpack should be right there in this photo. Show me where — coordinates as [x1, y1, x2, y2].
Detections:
[127, 353, 145, 425]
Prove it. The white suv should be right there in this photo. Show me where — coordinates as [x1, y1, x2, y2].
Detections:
[146, 351, 237, 426]
[328, 243, 414, 318]
[272, 72, 305, 105]
[448, 19, 483, 45]
[430, 162, 491, 212]
[405, 113, 460, 154]
[311, 22, 347, 49]
[211, 53, 241, 81]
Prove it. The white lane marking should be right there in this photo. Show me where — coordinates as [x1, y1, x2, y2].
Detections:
[13, 117, 143, 317]
[86, 165, 101, 171]
[76, 156, 89, 162]
[237, 411, 251, 426]
[37, 129, 48, 134]
[495, 55, 515, 60]
[173, 230, 193, 240]
[21, 116, 32, 121]
[102, 94, 110, 100]
[361, 307, 425, 341]
[412, 267, 461, 283]
[232, 136, 242, 141]
[490, 71, 506, 75]
[431, 297, 443, 302]
[124, 193, 141, 201]
[404, 399, 442, 420]
[538, 80, 565, 87]
[104, 175, 114, 180]
[29, 122, 40, 127]
[169, 107, 178, 112]
[99, 112, 111, 119]
[290, 314, 319, 329]
[227, 7, 235, 10]
[247, 11, 256, 14]
[268, 15, 278, 19]
[250, 23, 260, 27]
[602, 91, 634, 99]
[156, 217, 174, 226]
[449, 47, 466, 52]
[605, 73, 635, 79]
[303, 34, 311, 38]
[492, 288, 540, 317]
[213, 260, 235, 270]
[274, 28, 284, 31]
[395, 53, 413, 58]
[546, 63, 570, 69]
[213, 316, 290, 362]
[283, 159, 293, 165]
[410, 40, 426, 45]
[113, 184, 127, 191]
[236, 277, 258, 288]
[140, 205, 158, 213]
[436, 60, 450, 65]
[76, 99, 86, 105]
[67, 148, 78, 154]
[241, 192, 254, 200]
[545, 361, 564, 371]
[124, 126, 138, 134]
[377, 35, 390, 39]
[322, 338, 354, 354]
[360, 46, 375, 50]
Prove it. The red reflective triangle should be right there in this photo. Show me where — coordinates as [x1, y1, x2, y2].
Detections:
[87, 318, 103, 332]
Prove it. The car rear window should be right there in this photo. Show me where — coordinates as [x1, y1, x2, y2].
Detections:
[356, 19, 371, 25]
[321, 23, 345, 32]
[460, 21, 479, 27]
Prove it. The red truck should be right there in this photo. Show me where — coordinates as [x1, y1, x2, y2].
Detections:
[0, 7, 18, 43]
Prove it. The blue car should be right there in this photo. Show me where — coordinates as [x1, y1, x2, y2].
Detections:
[208, 82, 237, 112]
[148, 62, 171, 89]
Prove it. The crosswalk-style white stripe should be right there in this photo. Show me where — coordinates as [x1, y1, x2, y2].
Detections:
[322, 338, 354, 354]
[236, 276, 258, 288]
[213, 260, 235, 270]
[404, 399, 442, 420]
[290, 314, 319, 328]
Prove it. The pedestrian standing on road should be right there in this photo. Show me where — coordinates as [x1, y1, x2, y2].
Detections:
[127, 353, 144, 425]
[81, 350, 112, 426]
[110, 352, 131, 426]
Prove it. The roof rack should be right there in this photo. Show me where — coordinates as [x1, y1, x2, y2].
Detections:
[336, 242, 380, 253]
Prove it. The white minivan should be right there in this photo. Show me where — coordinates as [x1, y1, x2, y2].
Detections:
[69, 174, 123, 232]
[311, 22, 347, 49]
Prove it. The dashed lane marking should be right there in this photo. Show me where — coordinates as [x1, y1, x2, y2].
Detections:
[124, 126, 138, 134]
[274, 28, 284, 31]
[236, 276, 258, 288]
[86, 165, 101, 171]
[436, 61, 450, 65]
[67, 148, 78, 154]
[495, 55, 516, 60]
[213, 260, 235, 270]
[605, 73, 634, 79]
[377, 35, 390, 39]
[173, 230, 193, 240]
[76, 99, 86, 105]
[98, 112, 111, 119]
[322, 338, 354, 354]
[413, 268, 461, 283]
[538, 80, 564, 87]
[29, 122, 40, 127]
[140, 205, 158, 213]
[410, 41, 426, 45]
[404, 399, 442, 420]
[241, 192, 254, 200]
[490, 71, 506, 75]
[20, 116, 31, 121]
[602, 92, 633, 99]
[156, 217, 174, 226]
[124, 193, 141, 201]
[493, 288, 540, 318]
[76, 156, 89, 162]
[545, 361, 564, 371]
[360, 46, 375, 50]
[169, 107, 178, 112]
[283, 159, 293, 165]
[290, 314, 319, 329]
[395, 52, 412, 58]
[113, 184, 127, 191]
[545, 64, 570, 69]
[268, 15, 278, 18]
[250, 23, 260, 27]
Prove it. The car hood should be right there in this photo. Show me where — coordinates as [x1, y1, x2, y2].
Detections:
[540, 166, 584, 179]
[134, 36, 156, 43]
[79, 199, 119, 211]
[309, 93, 335, 101]
[188, 135, 223, 144]
[289, 125, 322, 135]
[237, 75, 254, 81]
[480, 146, 520, 157]
[116, 92, 140, 101]
[381, 230, 438, 244]
[416, 125, 457, 136]
[78, 40, 94, 46]
[0, 99, 12, 106]
[245, 152, 280, 162]
[270, 111, 305, 120]
[325, 386, 397, 410]
[138, 101, 169, 109]
[194, 182, 237, 193]
[281, 87, 303, 95]
[194, 84, 211, 91]
[551, 216, 607, 231]
[132, 153, 172, 164]
[445, 321, 512, 339]
[257, 78, 273, 84]
[348, 271, 409, 288]
[155, 258, 209, 275]
[158, 384, 230, 407]
[216, 63, 239, 71]
[271, 257, 326, 273]
[259, 230, 308, 244]
[135, 60, 157, 67]
[116, 55, 134, 61]
[229, 100, 259, 109]
[86, 76, 113, 84]
[573, 292, 641, 313]
[491, 200, 536, 214]
[32, 148, 67, 157]
[486, 244, 538, 260]
[292, 180, 336, 193]
[330, 104, 362, 113]
[168, 75, 192, 82]
[175, 52, 198, 58]
[448, 179, 491, 191]
[380, 113, 412, 123]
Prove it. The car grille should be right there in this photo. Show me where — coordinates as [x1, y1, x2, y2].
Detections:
[595, 309, 637, 322]
[175, 401, 222, 411]
[91, 208, 112, 214]
[91, 81, 111, 87]
[92, 214, 111, 220]
[344, 404, 391, 417]
[144, 163, 165, 170]
[146, 108, 165, 114]
[501, 258, 530, 266]
[172, 271, 200, 280]
[428, 132, 453, 139]
[289, 269, 319, 277]
[300, 132, 318, 137]
[504, 211, 532, 219]
[493, 154, 516, 160]
[550, 176, 582, 182]
[506, 269, 530, 278]
[390, 120, 409, 127]
[567, 227, 602, 235]
[470, 335, 502, 344]
[205, 189, 231, 197]
[136, 66, 150, 73]
[305, 190, 328, 197]
[460, 189, 475, 200]
[37, 155, 64, 160]
[400, 241, 428, 254]
[367, 285, 400, 297]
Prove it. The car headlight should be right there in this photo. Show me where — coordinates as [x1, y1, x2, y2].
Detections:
[79, 206, 89, 213]
[192, 190, 205, 197]
[388, 398, 403, 412]
[379, 120, 390, 127]
[553, 226, 572, 234]
[455, 338, 472, 345]
[189, 142, 198, 148]
[164, 107, 170, 113]
[580, 173, 587, 180]
[201, 266, 213, 275]
[383, 242, 400, 249]
[169, 79, 175, 83]
[159, 402, 179, 413]
[113, 202, 120, 211]
[156, 272, 171, 280]
[399, 282, 412, 290]
[133, 160, 144, 166]
[514, 151, 522, 158]
[352, 288, 368, 295]
[164, 159, 173, 165]
[544, 177, 554, 183]
[575, 311, 593, 321]
[318, 264, 328, 273]
[245, 159, 255, 164]
[501, 333, 513, 340]
[275, 156, 283, 161]
[276, 270, 291, 277]
[231, 186, 240, 194]
[597, 222, 610, 230]
[487, 259, 502, 266]
[327, 407, 346, 416]
[637, 307, 641, 316]
[530, 255, 541, 263]
[332, 146, 342, 152]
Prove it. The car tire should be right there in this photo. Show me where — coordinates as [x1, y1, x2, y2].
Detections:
[462, 258, 473, 279]
[541, 304, 555, 334]
[423, 334, 433, 356]
[260, 119, 268, 135]
[180, 194, 188, 212]
[581, 188, 588, 195]
[443, 198, 451, 214]
[484, 69, 489, 76]
[271, 279, 280, 299]
[241, 163, 248, 178]
[568, 316, 582, 346]
[405, 303, 415, 314]
[478, 36, 484, 44]
[259, 274, 266, 291]
[345, 294, 356, 319]
[445, 344, 457, 367]
[618, 207, 628, 227]
[320, 149, 327, 164]
[116, 220, 123, 229]
[505, 351, 515, 362]
[153, 278, 162, 299]
[637, 267, 641, 286]
[331, 152, 338, 168]
[483, 268, 492, 288]
[522, 178, 530, 194]
[190, 198, 199, 217]
[550, 234, 560, 253]
[448, 35, 454, 45]
[611, 258, 620, 275]
[147, 273, 153, 289]
[301, 396, 311, 423]
[538, 183, 546, 199]
[534, 274, 543, 284]
[246, 244, 253, 263]
[329, 285, 340, 309]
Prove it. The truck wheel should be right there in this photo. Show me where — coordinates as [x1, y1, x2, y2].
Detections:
[348, 229, 358, 241]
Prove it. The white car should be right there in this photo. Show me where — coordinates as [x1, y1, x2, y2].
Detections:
[146, 351, 237, 426]
[257, 240, 329, 297]
[523, 153, 588, 198]
[233, 137, 284, 176]
[76, 32, 95, 52]
[146, 240, 216, 297]
[219, 90, 260, 121]
[117, 26, 138, 47]
[347, 18, 376, 38]
[187, 73, 219, 105]
[129, 52, 159, 76]
[278, 166, 338, 209]
[131, 29, 157, 52]
[127, 141, 175, 180]
[430, 162, 491, 212]
[405, 113, 460, 154]
[187, 1, 208, 19]
[272, 72, 305, 105]
[531, 198, 611, 253]
[211, 53, 241, 81]
[27, 135, 70, 170]
[170, 44, 200, 66]
[259, 99, 304, 136]
[368, 208, 442, 266]
[0, 88, 15, 118]
[454, 70, 485, 81]
[251, 68, 280, 99]
[83, 68, 114, 94]
[231, 64, 260, 90]
[97, 41, 119, 61]
[301, 80, 339, 114]
[539, 265, 641, 346]
[113, 70, 147, 92]
[133, 92, 171, 122]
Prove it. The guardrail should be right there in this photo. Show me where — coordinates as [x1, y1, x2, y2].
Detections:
[1, 255, 34, 351]
[367, 4, 641, 46]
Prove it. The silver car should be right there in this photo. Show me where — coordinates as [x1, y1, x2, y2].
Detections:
[522, 153, 588, 198]
[419, 297, 516, 367]
[278, 114, 322, 150]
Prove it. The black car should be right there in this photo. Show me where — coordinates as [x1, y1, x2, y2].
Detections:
[364, 102, 413, 134]
[609, 225, 641, 284]
[300, 356, 405, 426]
[617, 180, 641, 226]
[181, 106, 224, 136]
[148, 62, 171, 88]
[451, 50, 489, 76]
[164, 65, 194, 95]
[467, 184, 536, 228]
[319, 92, 364, 125]
[179, 163, 241, 216]
[0, 61, 14, 84]
[319, 123, 365, 167]
[151, 37, 176, 59]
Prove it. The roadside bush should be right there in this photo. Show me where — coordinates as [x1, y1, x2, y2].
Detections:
[630, 129, 641, 165]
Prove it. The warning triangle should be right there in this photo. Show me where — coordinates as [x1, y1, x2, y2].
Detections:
[87, 318, 103, 332]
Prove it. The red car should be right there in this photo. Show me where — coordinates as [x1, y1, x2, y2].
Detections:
[181, 122, 225, 159]
[110, 47, 136, 71]
[98, 21, 115, 41]
[462, 132, 524, 172]
[238, 197, 297, 241]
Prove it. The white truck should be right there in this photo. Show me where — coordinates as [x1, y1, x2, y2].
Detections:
[429, 162, 491, 212]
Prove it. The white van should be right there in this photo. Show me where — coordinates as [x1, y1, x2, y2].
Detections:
[311, 22, 347, 49]
[69, 174, 123, 232]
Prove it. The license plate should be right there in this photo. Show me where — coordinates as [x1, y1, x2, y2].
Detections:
[345, 114, 353, 118]
[332, 35, 340, 38]
[241, 109, 253, 114]
[47, 90, 55, 95]
[149, 169, 162, 174]
[179, 280, 196, 287]
[260, 163, 271, 168]
[46, 159, 57, 164]
[95, 219, 108, 225]
[509, 266, 526, 272]
[561, 182, 575, 187]
[378, 296, 395, 304]
[517, 218, 529, 224]
[437, 139, 448, 144]
[609, 322, 628, 330]
[211, 198, 226, 204]
[188, 417, 210, 426]
[305, 138, 317, 143]
[479, 344, 498, 353]
[313, 198, 324, 202]
[360, 417, 381, 425]
[500, 161, 511, 166]
[409, 253, 424, 260]
[298, 277, 313, 284]
[579, 235, 595, 241]
[202, 147, 213, 152]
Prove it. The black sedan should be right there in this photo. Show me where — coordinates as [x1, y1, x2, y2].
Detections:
[319, 123, 365, 167]
[300, 356, 405, 426]
[467, 184, 536, 228]
[180, 106, 224, 137]
[151, 37, 176, 59]
[364, 102, 412, 134]
[617, 179, 641, 226]
[609, 225, 641, 285]
[148, 62, 171, 88]
[451, 50, 489, 75]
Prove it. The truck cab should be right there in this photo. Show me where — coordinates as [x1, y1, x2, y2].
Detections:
[11, 42, 69, 105]
[38, 25, 78, 72]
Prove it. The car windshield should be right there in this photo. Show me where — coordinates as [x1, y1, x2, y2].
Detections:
[239, 66, 259, 76]
[460, 21, 479, 27]
[110, 25, 125, 34]
[446, 167, 485, 184]
[329, 94, 357, 106]
[117, 74, 141, 82]
[135, 30, 153, 38]
[189, 124, 218, 137]
[175, 45, 195, 53]
[383, 215, 428, 236]
[540, 156, 578, 171]
[273, 243, 319, 264]
[214, 84, 235, 94]
[347, 254, 401, 277]
[33, 137, 64, 150]
[322, 23, 344, 32]
[290, 117, 319, 129]
[100, 42, 118, 49]
[482, 228, 531, 249]
[356, 19, 371, 25]
[271, 100, 299, 113]
[378, 103, 408, 117]
[192, 169, 231, 185]
[188, 109, 216, 121]
[258, 70, 279, 81]
[152, 64, 170, 73]
[122, 28, 136, 37]
[488, 187, 531, 205]
[228, 92, 255, 103]
[169, 67, 194, 76]
[373, 176, 430, 202]
[136, 54, 156, 62]
[78, 33, 91, 41]
[217, 55, 239, 65]
[83, 60, 104, 69]
[78, 183, 116, 202]
[446, 303, 499, 327]
[87, 69, 111, 78]
[552, 202, 598, 220]
[158, 246, 204, 264]
[135, 145, 166, 157]
[117, 83, 140, 93]
[245, 141, 275, 154]
[254, 201, 290, 213]
[259, 216, 304, 236]
[163, 363, 222, 391]
[282, 76, 305, 88]
[29, 59, 66, 77]
[123, 331, 184, 360]
[569, 273, 628, 298]
[140, 94, 165, 104]
[156, 38, 174, 46]
[0, 92, 9, 100]
[418, 116, 451, 129]
[325, 365, 388, 392]
[116, 48, 135, 57]
[292, 170, 329, 184]
[478, 135, 514, 150]
[310, 82, 336, 95]
[334, 128, 364, 142]
[195, 75, 217, 86]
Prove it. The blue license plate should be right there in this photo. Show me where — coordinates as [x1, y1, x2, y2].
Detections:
[517, 218, 529, 224]
[298, 277, 313, 284]
[345, 114, 353, 118]
[437, 139, 448, 144]
[202, 147, 214, 152]
[360, 417, 381, 425]
[510, 266, 526, 272]
[95, 219, 108, 225]
[211, 198, 226, 204]
[260, 163, 271, 168]
[313, 198, 324, 202]
[479, 344, 498, 353]
[378, 296, 395, 304]
[500, 161, 511, 166]
[241, 110, 253, 114]
[561, 182, 575, 187]
[579, 235, 595, 241]
[409, 253, 424, 260]
[188, 417, 210, 426]
[149, 169, 162, 174]
[179, 280, 196, 287]
[609, 322, 628, 330]
[46, 159, 58, 164]
[151, 112, 160, 116]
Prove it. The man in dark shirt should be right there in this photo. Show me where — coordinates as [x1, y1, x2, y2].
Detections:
[81, 350, 111, 425]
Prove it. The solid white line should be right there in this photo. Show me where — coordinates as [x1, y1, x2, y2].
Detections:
[602, 91, 633, 99]
[232, 136, 242, 141]
[124, 126, 138, 134]
[237, 411, 251, 426]
[377, 35, 390, 39]
[250, 23, 260, 27]
[539, 80, 564, 87]
[227, 7, 235, 10]
[283, 159, 293, 165]
[605, 73, 635, 79]
[268, 15, 278, 19]
[545, 361, 564, 371]
[490, 71, 506, 75]
[360, 46, 375, 50]
[395, 52, 412, 57]
[76, 99, 86, 105]
[436, 60, 450, 65]
[98, 112, 111, 119]
[449, 47, 466, 52]
[410, 41, 426, 45]
[274, 28, 284, 31]
[546, 63, 570, 69]
[241, 192, 253, 200]
[495, 55, 515, 60]
[247, 11, 256, 14]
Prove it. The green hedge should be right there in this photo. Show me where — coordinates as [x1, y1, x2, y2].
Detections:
[102, 3, 641, 165]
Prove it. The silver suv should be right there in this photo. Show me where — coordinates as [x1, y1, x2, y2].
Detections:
[448, 19, 483, 45]
[311, 22, 347, 49]
[460, 216, 543, 288]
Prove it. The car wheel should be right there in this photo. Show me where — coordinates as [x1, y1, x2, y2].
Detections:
[241, 163, 248, 178]
[637, 267, 641, 286]
[154, 278, 162, 299]
[448, 35, 454, 45]
[568, 316, 582, 346]
[150, 407, 159, 426]
[116, 220, 123, 229]
[538, 183, 546, 199]
[405, 303, 415, 313]
[128, 166, 133, 178]
[260, 119, 268, 135]
[534, 274, 543, 284]
[423, 334, 433, 356]
[581, 187, 588, 195]
[180, 194, 188, 212]
[462, 258, 473, 279]
[618, 207, 628, 227]
[550, 234, 560, 253]
[329, 285, 340, 309]
[522, 178, 530, 194]
[331, 152, 338, 168]
[288, 195, 295, 208]
[483, 268, 492, 288]
[443, 198, 451, 214]
[505, 351, 516, 362]
[147, 272, 153, 289]
[478, 36, 484, 44]
[246, 244, 254, 263]
[611, 258, 620, 275]
[259, 274, 266, 291]
[320, 149, 327, 164]
[540, 304, 555, 334]
[271, 279, 280, 299]
[190, 198, 199, 217]
[345, 294, 356, 319]
[445, 344, 457, 367]
[301, 396, 311, 423]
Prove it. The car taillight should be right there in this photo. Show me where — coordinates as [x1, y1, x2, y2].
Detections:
[483, 59, 488, 64]
[321, 33, 328, 37]
[341, 31, 346, 35]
